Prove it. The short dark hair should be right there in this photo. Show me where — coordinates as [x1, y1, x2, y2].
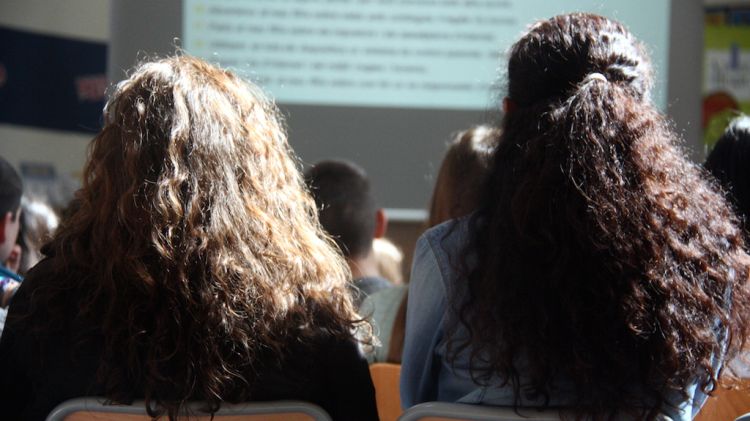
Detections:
[305, 160, 376, 258]
[0, 156, 22, 219]
[705, 115, 750, 230]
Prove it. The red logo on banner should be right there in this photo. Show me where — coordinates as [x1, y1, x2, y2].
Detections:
[75, 74, 107, 102]
[0, 63, 7, 88]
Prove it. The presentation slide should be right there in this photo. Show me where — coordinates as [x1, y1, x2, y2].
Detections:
[184, 0, 670, 111]
[111, 0, 700, 213]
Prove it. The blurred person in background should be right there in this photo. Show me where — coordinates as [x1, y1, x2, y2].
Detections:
[705, 115, 750, 234]
[0, 156, 23, 336]
[373, 238, 404, 286]
[363, 125, 498, 363]
[16, 196, 60, 276]
[705, 114, 750, 379]
[305, 160, 392, 307]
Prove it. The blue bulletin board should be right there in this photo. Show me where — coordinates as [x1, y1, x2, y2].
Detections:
[0, 26, 107, 133]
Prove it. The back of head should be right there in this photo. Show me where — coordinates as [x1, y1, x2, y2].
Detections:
[457, 13, 750, 419]
[17, 197, 59, 274]
[507, 14, 651, 110]
[373, 238, 404, 285]
[428, 125, 499, 228]
[0, 157, 22, 263]
[0, 156, 22, 219]
[705, 115, 750, 229]
[305, 160, 376, 259]
[38, 56, 357, 416]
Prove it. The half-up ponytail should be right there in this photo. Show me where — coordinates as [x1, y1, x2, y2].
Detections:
[452, 13, 750, 420]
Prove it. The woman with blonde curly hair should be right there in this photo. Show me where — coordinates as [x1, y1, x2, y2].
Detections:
[0, 56, 377, 421]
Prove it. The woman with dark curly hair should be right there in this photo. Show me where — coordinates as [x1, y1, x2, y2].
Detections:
[0, 56, 377, 421]
[401, 14, 750, 420]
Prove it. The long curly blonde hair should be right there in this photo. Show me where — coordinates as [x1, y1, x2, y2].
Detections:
[42, 56, 362, 417]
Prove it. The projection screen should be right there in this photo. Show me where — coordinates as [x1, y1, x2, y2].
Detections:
[109, 0, 703, 217]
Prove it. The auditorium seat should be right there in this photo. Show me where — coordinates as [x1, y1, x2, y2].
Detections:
[370, 363, 403, 421]
[45, 397, 332, 421]
[695, 380, 750, 421]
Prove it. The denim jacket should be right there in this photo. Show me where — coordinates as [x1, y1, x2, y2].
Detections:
[400, 217, 709, 420]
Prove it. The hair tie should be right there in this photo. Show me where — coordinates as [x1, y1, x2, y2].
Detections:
[583, 72, 608, 84]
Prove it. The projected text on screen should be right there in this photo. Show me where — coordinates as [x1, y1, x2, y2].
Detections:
[184, 0, 669, 110]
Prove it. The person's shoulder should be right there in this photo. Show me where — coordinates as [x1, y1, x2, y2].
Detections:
[367, 283, 407, 304]
[13, 256, 57, 295]
[420, 215, 472, 250]
[300, 330, 368, 370]
[354, 276, 392, 292]
[303, 333, 378, 420]
[5, 255, 74, 328]
[361, 284, 406, 325]
[416, 215, 472, 279]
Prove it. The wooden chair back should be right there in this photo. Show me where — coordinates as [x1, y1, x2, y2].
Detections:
[695, 380, 750, 421]
[370, 363, 403, 421]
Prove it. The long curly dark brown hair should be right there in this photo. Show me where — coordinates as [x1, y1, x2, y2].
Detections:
[31, 56, 364, 418]
[450, 14, 750, 420]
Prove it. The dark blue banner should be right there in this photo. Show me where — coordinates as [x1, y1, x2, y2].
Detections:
[0, 26, 107, 133]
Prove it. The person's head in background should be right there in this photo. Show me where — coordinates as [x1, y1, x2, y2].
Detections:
[705, 115, 750, 231]
[305, 160, 391, 307]
[428, 125, 499, 228]
[455, 13, 749, 419]
[16, 196, 60, 275]
[372, 238, 404, 285]
[305, 160, 387, 278]
[0, 157, 22, 270]
[33, 56, 360, 417]
[384, 125, 499, 363]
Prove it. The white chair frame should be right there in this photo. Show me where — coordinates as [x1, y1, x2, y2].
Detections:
[45, 397, 333, 421]
[397, 402, 561, 421]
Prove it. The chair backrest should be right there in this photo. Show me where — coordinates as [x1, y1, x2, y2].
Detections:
[694, 380, 750, 421]
[45, 397, 332, 421]
[397, 402, 561, 421]
[370, 363, 403, 421]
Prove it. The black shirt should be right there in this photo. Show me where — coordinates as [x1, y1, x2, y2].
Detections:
[0, 258, 378, 421]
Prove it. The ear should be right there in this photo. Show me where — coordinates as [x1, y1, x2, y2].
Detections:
[4, 244, 21, 273]
[0, 212, 9, 243]
[503, 97, 517, 114]
[374, 208, 387, 239]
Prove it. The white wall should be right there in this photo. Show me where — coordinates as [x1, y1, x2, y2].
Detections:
[0, 0, 110, 180]
[0, 0, 109, 41]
